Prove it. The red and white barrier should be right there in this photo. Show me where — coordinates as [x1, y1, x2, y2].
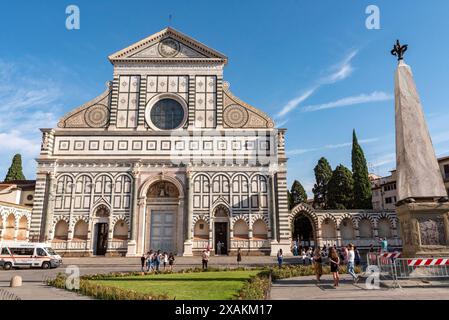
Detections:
[407, 258, 449, 267]
[380, 252, 401, 259]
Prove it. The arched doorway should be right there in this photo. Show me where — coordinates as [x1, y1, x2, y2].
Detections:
[146, 180, 180, 253]
[213, 205, 230, 255]
[292, 214, 315, 249]
[93, 205, 110, 256]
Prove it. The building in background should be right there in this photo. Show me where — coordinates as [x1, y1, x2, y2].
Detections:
[370, 155, 449, 210]
[0, 180, 35, 241]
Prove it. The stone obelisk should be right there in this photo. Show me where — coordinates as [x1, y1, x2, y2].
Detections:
[392, 40, 449, 257]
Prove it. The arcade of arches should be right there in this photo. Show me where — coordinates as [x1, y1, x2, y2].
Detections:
[0, 203, 31, 242]
[290, 204, 402, 251]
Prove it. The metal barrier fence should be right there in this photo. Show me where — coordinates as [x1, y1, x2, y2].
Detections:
[0, 288, 21, 300]
[366, 252, 449, 288]
[394, 258, 449, 280]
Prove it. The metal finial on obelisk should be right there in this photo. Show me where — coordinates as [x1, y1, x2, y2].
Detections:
[391, 39, 408, 61]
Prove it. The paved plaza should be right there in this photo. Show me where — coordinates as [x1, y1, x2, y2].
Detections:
[1, 256, 448, 300]
[270, 274, 449, 300]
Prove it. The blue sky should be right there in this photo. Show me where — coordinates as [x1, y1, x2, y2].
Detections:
[1, 1, 449, 196]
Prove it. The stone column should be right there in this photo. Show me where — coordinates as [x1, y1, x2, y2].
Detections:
[183, 169, 193, 256]
[269, 173, 278, 242]
[336, 228, 342, 247]
[126, 162, 141, 256]
[43, 171, 56, 242]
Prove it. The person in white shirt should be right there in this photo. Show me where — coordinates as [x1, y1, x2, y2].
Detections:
[347, 244, 359, 283]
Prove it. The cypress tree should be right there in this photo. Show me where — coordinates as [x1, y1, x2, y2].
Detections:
[312, 157, 333, 209]
[351, 130, 373, 209]
[287, 190, 293, 210]
[327, 164, 354, 209]
[290, 180, 308, 208]
[4, 154, 26, 181]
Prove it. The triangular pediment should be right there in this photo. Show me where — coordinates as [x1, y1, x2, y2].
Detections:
[108, 27, 227, 64]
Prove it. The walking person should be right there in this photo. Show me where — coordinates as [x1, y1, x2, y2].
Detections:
[347, 244, 359, 283]
[168, 252, 175, 271]
[163, 252, 168, 271]
[293, 242, 298, 256]
[313, 248, 323, 283]
[155, 250, 161, 271]
[146, 250, 153, 272]
[328, 247, 340, 287]
[379, 237, 388, 253]
[202, 249, 209, 270]
[342, 245, 349, 264]
[237, 248, 242, 267]
[354, 246, 361, 266]
[141, 253, 146, 272]
[301, 249, 306, 265]
[216, 241, 222, 256]
[277, 249, 283, 268]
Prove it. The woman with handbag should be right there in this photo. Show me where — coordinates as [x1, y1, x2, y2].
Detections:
[328, 247, 340, 287]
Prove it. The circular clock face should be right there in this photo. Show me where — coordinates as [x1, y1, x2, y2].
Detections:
[158, 39, 180, 57]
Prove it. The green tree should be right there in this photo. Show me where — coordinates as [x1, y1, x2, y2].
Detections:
[312, 157, 333, 209]
[4, 154, 26, 181]
[351, 130, 373, 209]
[290, 180, 308, 208]
[327, 164, 354, 209]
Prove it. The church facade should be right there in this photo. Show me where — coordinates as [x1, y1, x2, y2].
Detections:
[29, 28, 291, 256]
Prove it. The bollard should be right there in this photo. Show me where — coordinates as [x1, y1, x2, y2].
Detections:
[10, 276, 22, 288]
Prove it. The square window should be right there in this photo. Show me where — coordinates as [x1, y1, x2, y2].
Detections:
[189, 140, 199, 151]
[161, 140, 171, 150]
[232, 141, 242, 151]
[199, 224, 204, 230]
[217, 140, 227, 150]
[175, 141, 185, 150]
[132, 141, 143, 150]
[203, 141, 213, 150]
[59, 140, 70, 151]
[74, 140, 85, 151]
[147, 141, 157, 150]
[118, 140, 128, 150]
[245, 141, 255, 150]
[89, 140, 99, 150]
[104, 140, 114, 150]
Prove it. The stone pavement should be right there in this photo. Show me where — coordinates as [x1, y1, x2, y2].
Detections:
[0, 282, 92, 300]
[270, 274, 449, 300]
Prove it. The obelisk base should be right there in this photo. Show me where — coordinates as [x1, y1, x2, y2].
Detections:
[396, 201, 449, 258]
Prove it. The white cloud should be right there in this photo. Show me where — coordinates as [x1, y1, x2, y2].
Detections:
[320, 50, 358, 85]
[370, 152, 396, 168]
[276, 50, 359, 118]
[286, 137, 379, 157]
[324, 138, 379, 149]
[0, 130, 40, 156]
[276, 88, 316, 118]
[0, 59, 66, 179]
[302, 91, 393, 112]
[286, 148, 319, 156]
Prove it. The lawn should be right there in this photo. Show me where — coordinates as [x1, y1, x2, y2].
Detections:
[88, 270, 261, 300]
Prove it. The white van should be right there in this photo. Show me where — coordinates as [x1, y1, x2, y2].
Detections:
[0, 242, 63, 270]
